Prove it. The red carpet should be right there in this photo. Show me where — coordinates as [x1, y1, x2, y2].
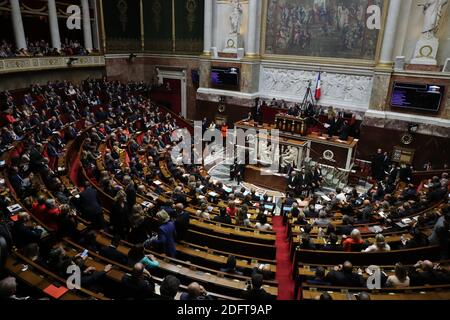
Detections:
[273, 216, 295, 300]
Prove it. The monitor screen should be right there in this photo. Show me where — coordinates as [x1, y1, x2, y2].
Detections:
[211, 67, 240, 91]
[391, 82, 444, 113]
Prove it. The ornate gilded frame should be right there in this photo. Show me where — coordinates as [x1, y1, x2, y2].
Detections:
[259, 0, 390, 67]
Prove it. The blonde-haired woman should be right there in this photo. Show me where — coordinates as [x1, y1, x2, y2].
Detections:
[110, 190, 129, 237]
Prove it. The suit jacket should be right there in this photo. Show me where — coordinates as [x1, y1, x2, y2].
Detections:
[12, 221, 42, 248]
[174, 212, 190, 241]
[298, 173, 312, 187]
[110, 201, 129, 236]
[121, 274, 155, 300]
[125, 184, 136, 208]
[241, 288, 274, 301]
[152, 221, 177, 257]
[79, 188, 102, 214]
[325, 270, 365, 287]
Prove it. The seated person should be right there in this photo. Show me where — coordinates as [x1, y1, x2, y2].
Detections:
[323, 233, 343, 251]
[72, 255, 112, 291]
[159, 275, 180, 300]
[11, 212, 43, 248]
[213, 207, 232, 224]
[220, 255, 244, 276]
[241, 273, 274, 301]
[255, 215, 272, 231]
[324, 261, 365, 287]
[127, 244, 160, 270]
[180, 282, 214, 300]
[342, 229, 365, 252]
[121, 263, 155, 300]
[386, 263, 410, 288]
[252, 263, 274, 281]
[364, 234, 391, 253]
[306, 267, 331, 286]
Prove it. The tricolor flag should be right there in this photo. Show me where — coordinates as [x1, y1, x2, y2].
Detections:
[315, 72, 322, 101]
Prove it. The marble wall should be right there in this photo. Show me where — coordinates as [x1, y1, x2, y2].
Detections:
[106, 54, 200, 120]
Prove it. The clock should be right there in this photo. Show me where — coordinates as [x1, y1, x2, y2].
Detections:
[227, 39, 235, 48]
[401, 133, 414, 145]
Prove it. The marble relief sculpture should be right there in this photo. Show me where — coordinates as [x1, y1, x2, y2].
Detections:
[281, 146, 299, 168]
[260, 67, 373, 109]
[258, 140, 273, 165]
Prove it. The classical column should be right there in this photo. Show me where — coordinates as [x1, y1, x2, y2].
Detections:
[81, 0, 93, 51]
[10, 0, 27, 50]
[246, 0, 258, 57]
[378, 0, 402, 66]
[90, 0, 100, 50]
[203, 0, 213, 55]
[48, 0, 61, 50]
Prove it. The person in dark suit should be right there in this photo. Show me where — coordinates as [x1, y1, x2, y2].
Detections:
[241, 273, 274, 301]
[11, 213, 43, 248]
[172, 187, 187, 205]
[146, 210, 177, 258]
[325, 261, 365, 287]
[287, 171, 299, 196]
[159, 275, 180, 300]
[371, 149, 385, 181]
[121, 263, 155, 300]
[326, 115, 340, 137]
[77, 183, 104, 230]
[323, 233, 343, 251]
[298, 168, 312, 196]
[213, 207, 232, 224]
[336, 215, 354, 236]
[73, 256, 112, 290]
[311, 164, 323, 192]
[399, 164, 413, 183]
[255, 102, 264, 125]
[220, 255, 244, 275]
[385, 164, 398, 185]
[109, 190, 129, 238]
[174, 203, 190, 241]
[306, 267, 331, 286]
[338, 120, 351, 140]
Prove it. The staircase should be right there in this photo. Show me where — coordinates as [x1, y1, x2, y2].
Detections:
[303, 159, 350, 191]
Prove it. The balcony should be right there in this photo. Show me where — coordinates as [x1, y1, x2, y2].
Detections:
[0, 55, 105, 74]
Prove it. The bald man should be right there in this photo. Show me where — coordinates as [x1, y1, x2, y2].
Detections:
[179, 282, 212, 300]
[121, 263, 155, 299]
[409, 260, 440, 286]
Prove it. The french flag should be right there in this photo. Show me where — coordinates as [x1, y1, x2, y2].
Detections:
[315, 72, 322, 101]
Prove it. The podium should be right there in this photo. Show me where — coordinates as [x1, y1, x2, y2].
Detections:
[275, 114, 308, 136]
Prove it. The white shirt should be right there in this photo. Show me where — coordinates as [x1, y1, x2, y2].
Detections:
[336, 193, 346, 202]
